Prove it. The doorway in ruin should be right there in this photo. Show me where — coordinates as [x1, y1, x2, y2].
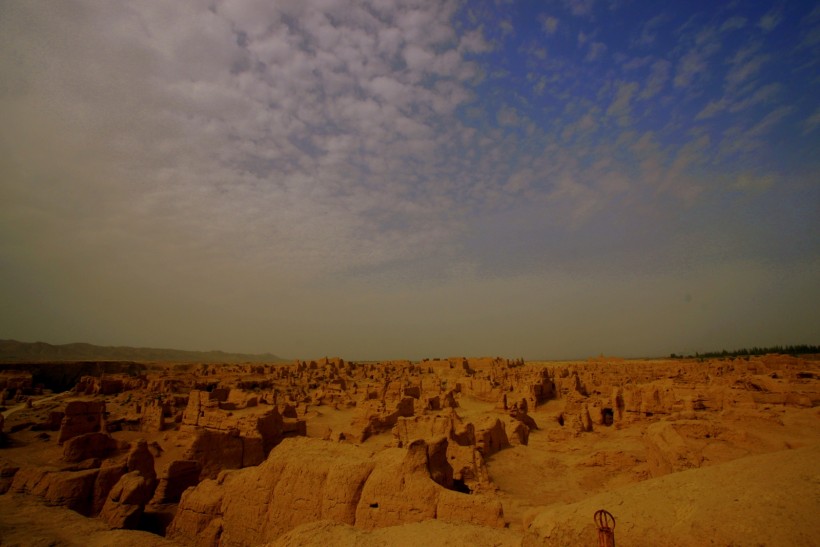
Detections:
[451, 479, 472, 494]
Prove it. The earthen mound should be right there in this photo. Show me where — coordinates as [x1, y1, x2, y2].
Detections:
[168, 436, 504, 545]
[523, 443, 820, 546]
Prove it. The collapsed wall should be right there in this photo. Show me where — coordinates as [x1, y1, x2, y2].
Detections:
[167, 436, 504, 546]
[180, 390, 305, 478]
[2, 353, 817, 545]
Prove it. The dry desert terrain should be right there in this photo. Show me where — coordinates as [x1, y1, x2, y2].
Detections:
[1, 354, 818, 546]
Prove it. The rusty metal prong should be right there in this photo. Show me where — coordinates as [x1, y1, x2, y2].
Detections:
[594, 508, 615, 529]
[594, 509, 616, 547]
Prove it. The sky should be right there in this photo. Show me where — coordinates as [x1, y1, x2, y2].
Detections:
[1, 0, 818, 360]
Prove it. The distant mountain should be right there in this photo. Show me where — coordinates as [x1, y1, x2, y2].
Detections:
[0, 339, 286, 363]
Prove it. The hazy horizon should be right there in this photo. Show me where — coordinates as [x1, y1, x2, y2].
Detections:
[1, 1, 818, 361]
[8, 336, 817, 364]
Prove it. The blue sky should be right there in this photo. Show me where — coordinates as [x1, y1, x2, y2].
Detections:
[1, 0, 818, 359]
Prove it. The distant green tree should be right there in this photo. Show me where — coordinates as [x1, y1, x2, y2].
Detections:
[685, 344, 819, 359]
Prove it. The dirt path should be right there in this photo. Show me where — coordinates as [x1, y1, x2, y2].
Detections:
[1, 392, 65, 419]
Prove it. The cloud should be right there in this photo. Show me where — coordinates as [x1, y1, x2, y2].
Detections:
[585, 41, 607, 62]
[674, 50, 707, 88]
[620, 55, 652, 71]
[561, 112, 598, 141]
[1, 0, 817, 358]
[798, 7, 820, 52]
[746, 106, 792, 137]
[661, 134, 711, 201]
[695, 99, 726, 120]
[725, 45, 769, 90]
[496, 105, 522, 127]
[459, 28, 494, 54]
[521, 41, 547, 60]
[803, 107, 820, 134]
[639, 59, 671, 99]
[499, 19, 514, 38]
[727, 83, 781, 112]
[719, 106, 793, 156]
[697, 82, 781, 120]
[635, 13, 668, 46]
[673, 25, 721, 89]
[732, 172, 775, 193]
[0, 0, 497, 285]
[758, 8, 783, 33]
[606, 81, 639, 120]
[564, 0, 595, 17]
[692, 32, 780, 121]
[799, 26, 820, 50]
[720, 16, 747, 32]
[541, 15, 559, 35]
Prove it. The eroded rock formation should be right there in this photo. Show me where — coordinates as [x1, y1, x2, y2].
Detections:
[168, 436, 503, 546]
[0, 353, 816, 545]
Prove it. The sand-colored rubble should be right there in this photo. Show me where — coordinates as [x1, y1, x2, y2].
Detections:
[0, 354, 818, 545]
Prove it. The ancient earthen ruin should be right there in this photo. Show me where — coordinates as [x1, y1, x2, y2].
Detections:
[0, 354, 818, 545]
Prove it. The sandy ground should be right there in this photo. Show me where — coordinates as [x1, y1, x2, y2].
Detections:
[487, 405, 649, 527]
[522, 441, 820, 546]
[1, 357, 818, 546]
[0, 493, 177, 547]
[487, 401, 820, 529]
[1, 393, 64, 419]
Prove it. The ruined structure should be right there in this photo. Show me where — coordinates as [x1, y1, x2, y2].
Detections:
[0, 353, 817, 545]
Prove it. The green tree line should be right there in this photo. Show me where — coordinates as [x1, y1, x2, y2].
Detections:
[670, 344, 820, 360]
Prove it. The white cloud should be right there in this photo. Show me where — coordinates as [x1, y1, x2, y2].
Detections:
[606, 81, 639, 120]
[639, 59, 670, 99]
[496, 105, 522, 127]
[747, 106, 792, 137]
[732, 172, 774, 193]
[695, 99, 727, 120]
[585, 41, 607, 62]
[541, 16, 559, 35]
[720, 16, 747, 32]
[674, 50, 707, 88]
[799, 26, 820, 50]
[504, 168, 535, 194]
[658, 134, 711, 202]
[459, 28, 494, 54]
[802, 107, 820, 134]
[532, 76, 548, 95]
[564, 0, 595, 17]
[1, 0, 816, 359]
[697, 82, 781, 120]
[0, 0, 497, 287]
[728, 83, 781, 112]
[673, 25, 721, 89]
[621, 56, 652, 70]
[635, 13, 667, 46]
[719, 106, 793, 156]
[561, 112, 598, 141]
[725, 45, 769, 90]
[758, 8, 783, 33]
